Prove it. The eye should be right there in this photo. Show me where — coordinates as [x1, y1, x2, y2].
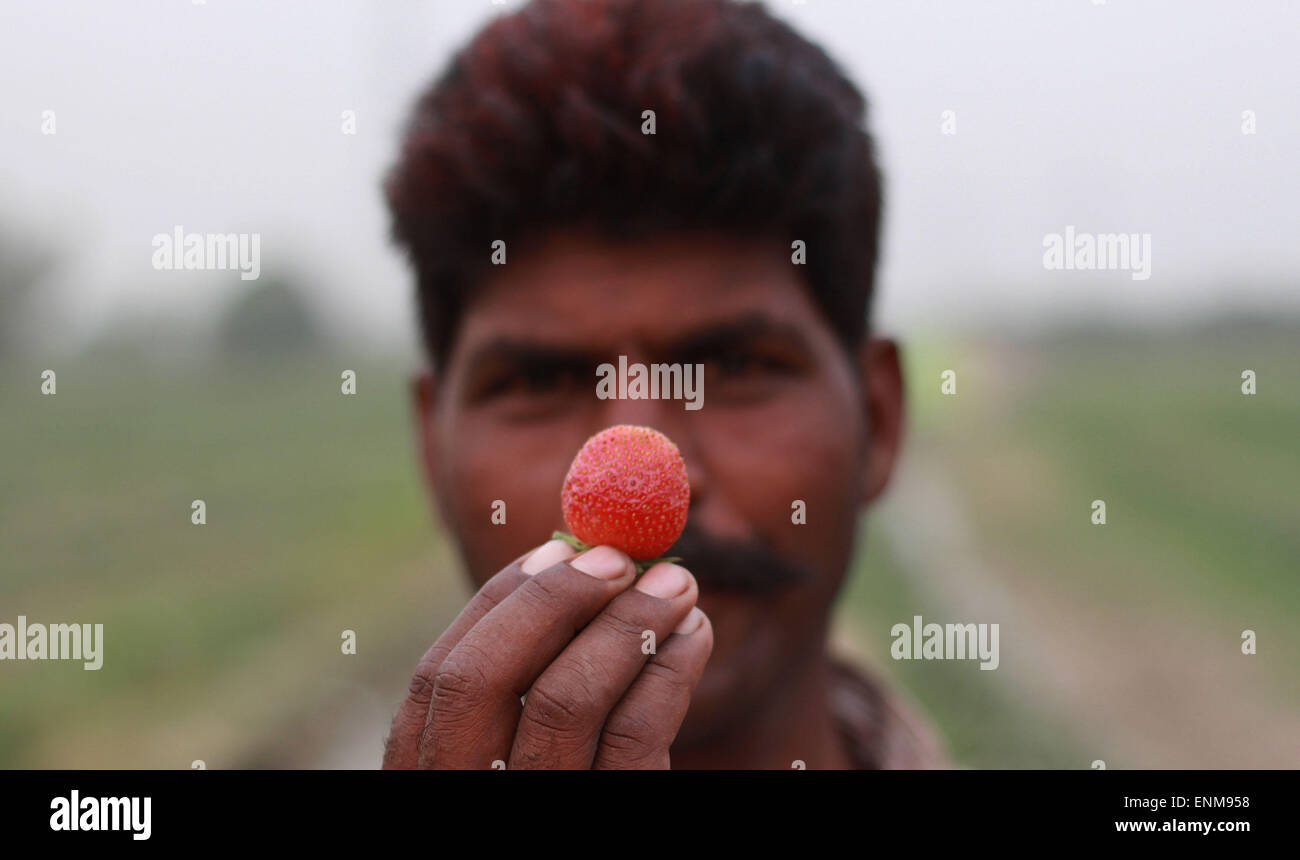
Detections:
[717, 352, 753, 375]
[481, 363, 583, 399]
[716, 349, 789, 377]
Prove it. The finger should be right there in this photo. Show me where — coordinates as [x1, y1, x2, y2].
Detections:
[382, 539, 571, 769]
[419, 543, 637, 769]
[593, 607, 713, 769]
[508, 562, 699, 769]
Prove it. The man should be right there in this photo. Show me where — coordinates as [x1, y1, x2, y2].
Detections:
[381, 0, 946, 769]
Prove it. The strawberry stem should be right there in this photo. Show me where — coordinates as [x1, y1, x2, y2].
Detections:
[550, 530, 683, 575]
[550, 530, 589, 552]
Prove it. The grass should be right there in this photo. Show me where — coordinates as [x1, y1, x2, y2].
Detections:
[832, 321, 1299, 767]
[0, 352, 455, 767]
[3, 321, 1296, 767]
[833, 528, 1092, 768]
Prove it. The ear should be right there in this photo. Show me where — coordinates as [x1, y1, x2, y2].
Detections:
[411, 368, 442, 506]
[855, 338, 905, 504]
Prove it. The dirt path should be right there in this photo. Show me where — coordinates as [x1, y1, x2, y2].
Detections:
[876, 450, 1300, 768]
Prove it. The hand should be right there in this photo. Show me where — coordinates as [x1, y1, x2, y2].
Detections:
[382, 538, 713, 769]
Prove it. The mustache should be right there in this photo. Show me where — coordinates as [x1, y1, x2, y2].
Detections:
[664, 523, 813, 595]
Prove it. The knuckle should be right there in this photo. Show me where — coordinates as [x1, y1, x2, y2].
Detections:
[591, 603, 651, 643]
[404, 645, 449, 708]
[514, 575, 570, 614]
[470, 580, 510, 612]
[640, 653, 693, 694]
[406, 667, 438, 707]
[521, 673, 600, 737]
[430, 650, 493, 723]
[601, 705, 664, 759]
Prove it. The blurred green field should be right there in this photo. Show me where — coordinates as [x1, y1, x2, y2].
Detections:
[836, 320, 1299, 768]
[2, 322, 1297, 768]
[0, 353, 463, 768]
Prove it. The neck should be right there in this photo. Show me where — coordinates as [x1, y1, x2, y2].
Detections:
[669, 652, 852, 770]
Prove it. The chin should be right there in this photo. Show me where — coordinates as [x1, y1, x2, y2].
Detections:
[672, 645, 754, 748]
[673, 671, 729, 747]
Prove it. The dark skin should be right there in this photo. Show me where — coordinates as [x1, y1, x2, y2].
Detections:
[382, 228, 904, 769]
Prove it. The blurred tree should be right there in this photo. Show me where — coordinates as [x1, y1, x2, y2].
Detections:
[0, 222, 56, 357]
[216, 275, 324, 357]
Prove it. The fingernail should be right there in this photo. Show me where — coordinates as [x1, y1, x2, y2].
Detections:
[635, 563, 692, 599]
[673, 607, 706, 636]
[521, 539, 577, 575]
[569, 545, 633, 580]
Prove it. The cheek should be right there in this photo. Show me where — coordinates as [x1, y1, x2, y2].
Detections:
[705, 376, 863, 557]
[438, 412, 584, 576]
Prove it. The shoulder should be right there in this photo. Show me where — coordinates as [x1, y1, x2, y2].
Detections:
[827, 652, 951, 769]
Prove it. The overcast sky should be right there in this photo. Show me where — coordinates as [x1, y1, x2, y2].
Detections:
[3, 0, 1297, 352]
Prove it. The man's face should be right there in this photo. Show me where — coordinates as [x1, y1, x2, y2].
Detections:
[413, 228, 902, 743]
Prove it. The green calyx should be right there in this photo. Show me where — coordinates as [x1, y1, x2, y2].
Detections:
[550, 530, 683, 575]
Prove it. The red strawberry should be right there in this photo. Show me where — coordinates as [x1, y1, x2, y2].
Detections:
[558, 424, 690, 564]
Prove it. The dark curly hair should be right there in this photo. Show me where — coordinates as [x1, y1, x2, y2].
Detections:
[385, 0, 883, 372]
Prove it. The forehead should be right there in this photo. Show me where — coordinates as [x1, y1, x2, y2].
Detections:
[448, 229, 830, 361]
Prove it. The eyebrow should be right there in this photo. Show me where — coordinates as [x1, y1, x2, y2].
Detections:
[663, 312, 814, 361]
[461, 311, 814, 375]
[461, 340, 602, 377]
